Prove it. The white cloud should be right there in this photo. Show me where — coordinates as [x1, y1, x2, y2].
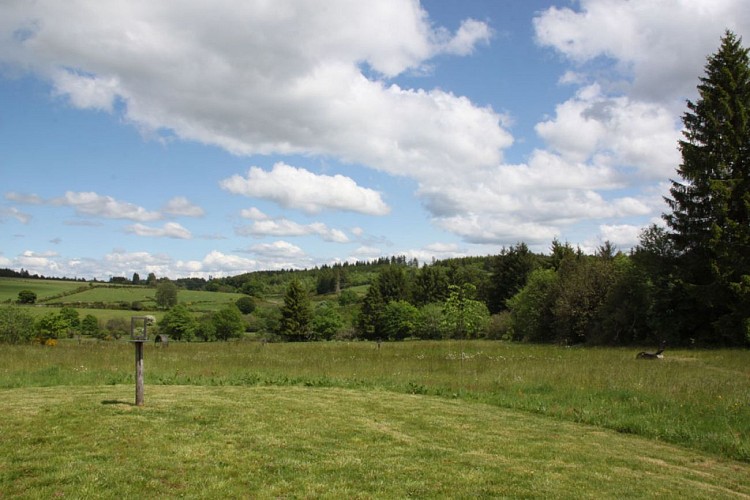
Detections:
[0, 207, 32, 224]
[221, 162, 390, 215]
[52, 191, 161, 221]
[237, 217, 349, 243]
[201, 251, 260, 273]
[163, 196, 204, 217]
[533, 0, 750, 103]
[0, 1, 507, 181]
[441, 19, 493, 56]
[240, 207, 270, 220]
[535, 84, 681, 178]
[250, 240, 305, 259]
[597, 224, 643, 248]
[5, 192, 44, 204]
[125, 222, 192, 239]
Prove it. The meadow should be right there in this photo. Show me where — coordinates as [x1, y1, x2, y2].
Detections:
[1, 340, 748, 497]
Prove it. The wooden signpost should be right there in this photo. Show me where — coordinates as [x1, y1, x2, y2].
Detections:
[130, 316, 154, 406]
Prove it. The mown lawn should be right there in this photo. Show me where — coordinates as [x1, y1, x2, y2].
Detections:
[1, 385, 749, 498]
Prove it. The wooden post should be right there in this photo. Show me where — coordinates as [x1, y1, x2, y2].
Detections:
[135, 340, 145, 406]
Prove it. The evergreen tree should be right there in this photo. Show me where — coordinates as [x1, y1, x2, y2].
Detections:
[279, 279, 312, 341]
[664, 31, 750, 345]
[487, 242, 537, 313]
[357, 283, 385, 340]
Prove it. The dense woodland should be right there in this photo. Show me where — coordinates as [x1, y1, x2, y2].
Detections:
[2, 32, 749, 347]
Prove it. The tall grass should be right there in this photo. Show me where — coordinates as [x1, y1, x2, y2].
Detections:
[1, 340, 748, 461]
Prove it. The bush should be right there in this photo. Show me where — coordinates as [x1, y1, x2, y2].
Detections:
[338, 289, 359, 306]
[17, 290, 37, 304]
[0, 307, 36, 343]
[235, 296, 256, 314]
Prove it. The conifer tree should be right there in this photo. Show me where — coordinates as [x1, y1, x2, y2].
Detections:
[279, 279, 312, 341]
[664, 31, 750, 345]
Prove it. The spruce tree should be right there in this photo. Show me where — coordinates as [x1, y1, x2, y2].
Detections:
[664, 31, 750, 345]
[279, 279, 312, 341]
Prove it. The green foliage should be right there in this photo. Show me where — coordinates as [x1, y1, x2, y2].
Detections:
[357, 284, 385, 340]
[155, 280, 178, 309]
[664, 31, 750, 346]
[311, 301, 343, 341]
[381, 300, 419, 340]
[279, 280, 312, 341]
[487, 242, 538, 313]
[80, 314, 100, 338]
[195, 313, 217, 341]
[0, 307, 36, 343]
[159, 304, 198, 341]
[414, 303, 444, 340]
[35, 311, 68, 340]
[104, 317, 128, 340]
[17, 289, 36, 304]
[552, 255, 619, 345]
[212, 305, 245, 341]
[440, 284, 490, 339]
[507, 268, 558, 342]
[235, 296, 256, 314]
[337, 289, 359, 306]
[411, 265, 449, 306]
[376, 265, 409, 303]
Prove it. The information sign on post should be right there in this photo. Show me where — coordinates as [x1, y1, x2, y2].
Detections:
[130, 316, 154, 406]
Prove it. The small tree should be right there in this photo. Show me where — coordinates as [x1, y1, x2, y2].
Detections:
[17, 290, 37, 304]
[212, 305, 245, 341]
[159, 304, 198, 341]
[441, 284, 490, 339]
[58, 307, 80, 337]
[279, 279, 312, 341]
[0, 307, 35, 343]
[80, 314, 100, 338]
[155, 280, 178, 309]
[311, 301, 343, 340]
[235, 296, 256, 315]
[381, 300, 419, 341]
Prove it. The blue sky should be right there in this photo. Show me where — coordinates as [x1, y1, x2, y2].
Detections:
[1, 0, 749, 280]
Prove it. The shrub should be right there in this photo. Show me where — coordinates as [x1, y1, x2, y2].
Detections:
[17, 290, 37, 304]
[0, 307, 36, 343]
[235, 296, 256, 315]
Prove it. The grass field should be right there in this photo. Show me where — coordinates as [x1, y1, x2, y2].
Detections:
[0, 278, 246, 317]
[0, 278, 86, 303]
[0, 341, 748, 497]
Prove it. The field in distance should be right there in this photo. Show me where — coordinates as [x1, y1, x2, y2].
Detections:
[0, 277, 245, 313]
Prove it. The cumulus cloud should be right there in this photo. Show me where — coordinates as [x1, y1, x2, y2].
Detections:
[250, 240, 306, 259]
[52, 191, 161, 221]
[533, 0, 750, 103]
[0, 0, 507, 180]
[221, 162, 390, 215]
[125, 222, 192, 239]
[535, 84, 681, 178]
[163, 196, 204, 217]
[237, 216, 349, 243]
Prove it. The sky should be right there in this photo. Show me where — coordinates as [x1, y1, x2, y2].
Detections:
[1, 0, 749, 281]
